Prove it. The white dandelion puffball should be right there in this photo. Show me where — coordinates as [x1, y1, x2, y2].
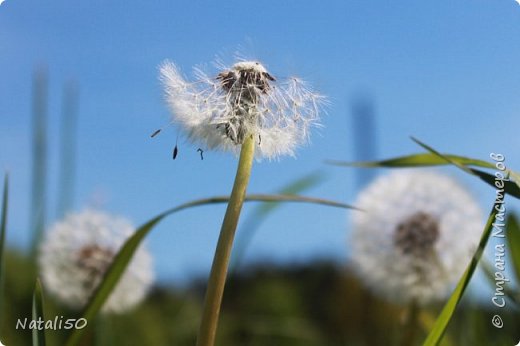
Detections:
[350, 170, 483, 305]
[39, 210, 154, 314]
[160, 59, 324, 159]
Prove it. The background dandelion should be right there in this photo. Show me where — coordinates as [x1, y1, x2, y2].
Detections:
[39, 210, 154, 313]
[350, 170, 483, 305]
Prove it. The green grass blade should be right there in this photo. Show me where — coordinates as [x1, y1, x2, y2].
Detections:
[329, 139, 520, 199]
[422, 203, 499, 346]
[32, 279, 46, 346]
[0, 175, 8, 334]
[506, 214, 520, 283]
[508, 169, 520, 187]
[64, 193, 355, 346]
[327, 153, 494, 169]
[411, 138, 520, 199]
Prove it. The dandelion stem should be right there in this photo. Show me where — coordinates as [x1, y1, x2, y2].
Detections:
[401, 300, 419, 346]
[196, 134, 255, 346]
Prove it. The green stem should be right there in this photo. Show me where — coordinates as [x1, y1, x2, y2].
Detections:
[196, 134, 255, 346]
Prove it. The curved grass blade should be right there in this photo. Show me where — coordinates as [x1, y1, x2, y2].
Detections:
[329, 139, 520, 198]
[327, 153, 494, 169]
[32, 279, 46, 346]
[411, 138, 520, 200]
[231, 171, 325, 270]
[65, 193, 355, 346]
[423, 203, 499, 346]
[0, 175, 8, 332]
[506, 214, 520, 284]
[510, 172, 520, 190]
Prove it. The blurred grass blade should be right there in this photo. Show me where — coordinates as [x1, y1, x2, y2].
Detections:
[327, 153, 494, 169]
[30, 68, 48, 257]
[32, 279, 46, 346]
[0, 176, 7, 285]
[252, 174, 327, 216]
[0, 175, 8, 331]
[423, 203, 499, 346]
[231, 172, 325, 270]
[506, 214, 520, 283]
[350, 94, 378, 188]
[56, 80, 79, 218]
[65, 193, 355, 346]
[411, 138, 520, 200]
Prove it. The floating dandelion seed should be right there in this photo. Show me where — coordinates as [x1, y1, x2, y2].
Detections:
[39, 210, 154, 314]
[159, 59, 324, 159]
[350, 170, 483, 305]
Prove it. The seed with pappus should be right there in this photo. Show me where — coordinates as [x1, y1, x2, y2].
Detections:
[39, 210, 154, 314]
[159, 59, 325, 159]
[349, 170, 483, 305]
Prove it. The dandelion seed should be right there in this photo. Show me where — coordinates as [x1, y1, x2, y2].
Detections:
[173, 144, 179, 160]
[150, 129, 161, 138]
[39, 210, 154, 314]
[350, 170, 483, 305]
[159, 59, 325, 159]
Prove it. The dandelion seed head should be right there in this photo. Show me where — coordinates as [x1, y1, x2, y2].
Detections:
[39, 210, 154, 314]
[159, 58, 324, 159]
[350, 170, 483, 305]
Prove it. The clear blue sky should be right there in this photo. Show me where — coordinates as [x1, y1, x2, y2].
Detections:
[1, 0, 519, 284]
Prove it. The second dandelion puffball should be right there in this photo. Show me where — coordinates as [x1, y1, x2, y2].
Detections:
[160, 59, 324, 159]
[349, 170, 483, 305]
[39, 210, 154, 314]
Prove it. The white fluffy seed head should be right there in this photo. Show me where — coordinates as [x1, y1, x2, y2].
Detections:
[39, 210, 154, 314]
[349, 170, 483, 305]
[159, 59, 325, 159]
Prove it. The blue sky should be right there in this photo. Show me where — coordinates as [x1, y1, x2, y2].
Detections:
[1, 0, 520, 284]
